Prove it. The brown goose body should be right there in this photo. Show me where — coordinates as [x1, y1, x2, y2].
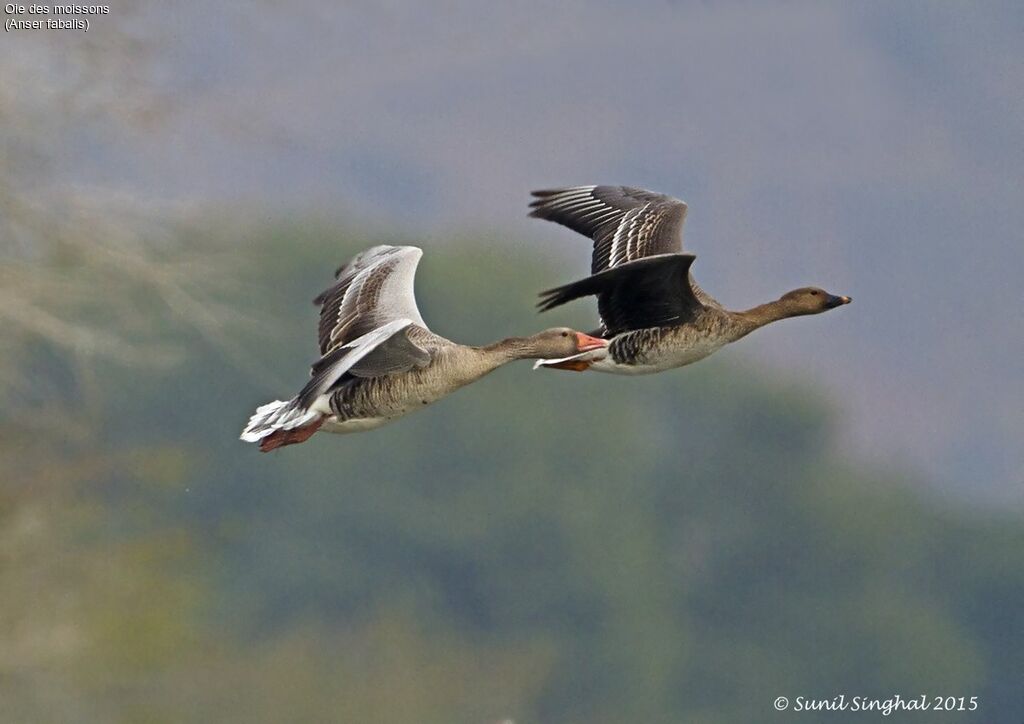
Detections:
[321, 327, 585, 430]
[603, 310, 751, 374]
[529, 186, 850, 375]
[241, 245, 606, 449]
[599, 294, 848, 374]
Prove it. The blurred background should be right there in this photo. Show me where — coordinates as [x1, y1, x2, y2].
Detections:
[2, 2, 1021, 722]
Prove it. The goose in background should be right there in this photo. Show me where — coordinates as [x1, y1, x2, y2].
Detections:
[242, 245, 607, 451]
[528, 185, 850, 374]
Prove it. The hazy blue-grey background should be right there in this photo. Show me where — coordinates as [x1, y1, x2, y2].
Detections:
[4, 2, 1023, 723]
[46, 0, 1023, 500]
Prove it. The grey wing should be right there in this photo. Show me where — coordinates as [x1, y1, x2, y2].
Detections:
[529, 185, 687, 272]
[529, 185, 721, 310]
[346, 324, 433, 378]
[297, 319, 431, 408]
[312, 245, 429, 355]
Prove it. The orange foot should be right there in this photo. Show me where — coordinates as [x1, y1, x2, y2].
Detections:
[544, 360, 592, 372]
[260, 417, 325, 452]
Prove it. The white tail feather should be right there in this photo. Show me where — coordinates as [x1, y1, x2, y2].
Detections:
[240, 399, 321, 442]
[240, 318, 416, 444]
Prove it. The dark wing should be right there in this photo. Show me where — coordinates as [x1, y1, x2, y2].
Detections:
[312, 245, 428, 355]
[529, 185, 721, 310]
[538, 254, 702, 335]
[529, 185, 687, 273]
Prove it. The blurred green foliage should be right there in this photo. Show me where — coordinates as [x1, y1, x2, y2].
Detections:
[2, 221, 1021, 723]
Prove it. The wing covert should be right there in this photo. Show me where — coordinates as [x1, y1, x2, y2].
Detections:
[313, 245, 427, 354]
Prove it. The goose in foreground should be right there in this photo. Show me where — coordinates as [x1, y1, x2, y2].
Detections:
[241, 245, 607, 451]
[528, 185, 850, 374]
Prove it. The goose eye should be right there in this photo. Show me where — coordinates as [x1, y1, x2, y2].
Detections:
[561, 332, 568, 337]
[810, 290, 819, 296]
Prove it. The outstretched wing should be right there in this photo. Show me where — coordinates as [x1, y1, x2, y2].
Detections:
[529, 185, 721, 310]
[538, 254, 702, 335]
[529, 186, 687, 273]
[313, 245, 428, 355]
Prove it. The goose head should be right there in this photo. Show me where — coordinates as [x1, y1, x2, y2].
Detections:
[522, 327, 608, 358]
[777, 287, 851, 317]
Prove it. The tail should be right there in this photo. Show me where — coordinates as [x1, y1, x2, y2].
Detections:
[240, 399, 325, 452]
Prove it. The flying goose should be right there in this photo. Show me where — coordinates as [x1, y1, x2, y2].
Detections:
[528, 185, 850, 374]
[241, 245, 607, 451]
